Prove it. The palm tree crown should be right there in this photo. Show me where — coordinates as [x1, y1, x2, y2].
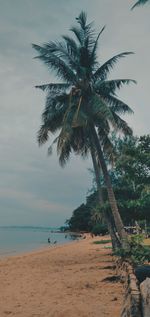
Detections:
[33, 12, 135, 165]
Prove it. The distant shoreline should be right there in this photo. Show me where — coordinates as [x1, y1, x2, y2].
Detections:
[0, 226, 83, 259]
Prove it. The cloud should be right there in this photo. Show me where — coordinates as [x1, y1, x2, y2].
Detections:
[0, 188, 71, 213]
[0, 0, 149, 226]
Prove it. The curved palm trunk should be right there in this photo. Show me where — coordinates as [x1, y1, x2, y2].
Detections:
[90, 124, 128, 248]
[90, 144, 103, 204]
[90, 144, 121, 250]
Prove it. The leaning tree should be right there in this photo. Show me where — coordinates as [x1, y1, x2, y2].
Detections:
[33, 12, 135, 248]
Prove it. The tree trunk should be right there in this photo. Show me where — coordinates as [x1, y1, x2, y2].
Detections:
[90, 143, 121, 250]
[90, 143, 103, 204]
[90, 124, 128, 248]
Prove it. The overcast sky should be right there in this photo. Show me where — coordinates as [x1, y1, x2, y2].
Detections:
[0, 0, 149, 227]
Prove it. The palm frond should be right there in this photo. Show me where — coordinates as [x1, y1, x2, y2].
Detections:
[90, 94, 115, 126]
[90, 26, 106, 65]
[32, 44, 46, 55]
[48, 136, 59, 156]
[44, 92, 68, 117]
[71, 127, 90, 158]
[71, 11, 95, 50]
[38, 125, 49, 146]
[42, 40, 79, 70]
[76, 11, 94, 40]
[62, 35, 78, 56]
[35, 83, 70, 92]
[95, 79, 136, 96]
[40, 93, 69, 135]
[38, 93, 70, 146]
[42, 55, 76, 83]
[32, 44, 77, 84]
[70, 26, 84, 45]
[93, 52, 134, 82]
[59, 144, 71, 166]
[102, 95, 134, 115]
[57, 128, 72, 167]
[101, 133, 116, 164]
[38, 113, 62, 138]
[33, 41, 67, 59]
[112, 112, 133, 136]
[76, 11, 87, 29]
[97, 118, 110, 136]
[131, 0, 149, 10]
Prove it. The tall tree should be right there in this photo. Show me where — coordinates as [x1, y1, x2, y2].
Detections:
[82, 134, 150, 228]
[101, 134, 150, 224]
[33, 12, 135, 247]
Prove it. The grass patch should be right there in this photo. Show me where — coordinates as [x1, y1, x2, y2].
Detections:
[93, 239, 111, 245]
[114, 235, 150, 265]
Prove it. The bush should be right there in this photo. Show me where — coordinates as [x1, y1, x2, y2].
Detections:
[91, 224, 108, 236]
[114, 234, 150, 265]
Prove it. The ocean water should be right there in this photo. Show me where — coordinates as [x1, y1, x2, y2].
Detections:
[0, 226, 74, 257]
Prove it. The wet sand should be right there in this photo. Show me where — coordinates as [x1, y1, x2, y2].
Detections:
[0, 236, 124, 317]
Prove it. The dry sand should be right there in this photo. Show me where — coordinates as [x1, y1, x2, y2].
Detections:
[0, 236, 124, 317]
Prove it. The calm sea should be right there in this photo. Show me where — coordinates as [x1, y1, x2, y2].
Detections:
[0, 226, 74, 257]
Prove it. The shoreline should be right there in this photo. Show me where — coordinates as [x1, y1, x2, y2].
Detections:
[0, 237, 80, 260]
[0, 232, 101, 260]
[0, 235, 123, 317]
[0, 228, 84, 259]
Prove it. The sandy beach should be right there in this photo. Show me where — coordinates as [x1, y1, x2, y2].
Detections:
[0, 236, 124, 317]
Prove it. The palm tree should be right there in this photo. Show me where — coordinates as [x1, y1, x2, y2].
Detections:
[33, 12, 135, 248]
[90, 206, 103, 225]
[132, 0, 149, 9]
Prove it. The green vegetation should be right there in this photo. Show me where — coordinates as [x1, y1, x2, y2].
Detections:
[132, 0, 150, 10]
[33, 11, 136, 249]
[67, 134, 150, 236]
[66, 203, 92, 232]
[33, 8, 149, 260]
[107, 134, 150, 224]
[91, 224, 108, 236]
[66, 192, 98, 232]
[114, 235, 150, 265]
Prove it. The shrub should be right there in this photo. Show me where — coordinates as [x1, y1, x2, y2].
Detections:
[91, 224, 108, 236]
[114, 234, 150, 265]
